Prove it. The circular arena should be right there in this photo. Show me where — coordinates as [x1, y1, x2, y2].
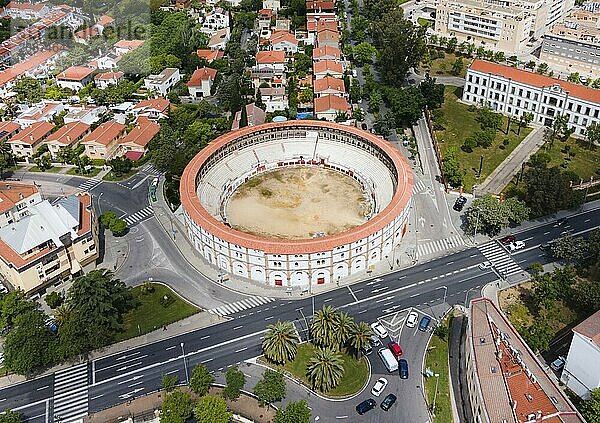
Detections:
[180, 121, 413, 288]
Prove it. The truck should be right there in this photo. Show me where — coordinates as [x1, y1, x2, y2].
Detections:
[378, 348, 398, 372]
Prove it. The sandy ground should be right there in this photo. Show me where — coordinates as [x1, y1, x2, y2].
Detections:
[226, 167, 370, 239]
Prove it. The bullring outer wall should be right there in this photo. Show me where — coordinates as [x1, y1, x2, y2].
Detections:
[180, 121, 413, 288]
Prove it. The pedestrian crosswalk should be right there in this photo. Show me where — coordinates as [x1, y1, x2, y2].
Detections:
[413, 179, 428, 194]
[77, 179, 102, 192]
[52, 363, 89, 422]
[417, 235, 465, 257]
[478, 241, 523, 277]
[208, 296, 276, 317]
[123, 206, 154, 225]
[140, 163, 161, 176]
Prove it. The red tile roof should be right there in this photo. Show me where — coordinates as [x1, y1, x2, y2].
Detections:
[317, 29, 340, 43]
[314, 94, 348, 112]
[573, 309, 600, 347]
[306, 0, 335, 10]
[0, 45, 65, 87]
[120, 116, 160, 148]
[256, 50, 285, 64]
[45, 121, 90, 145]
[314, 76, 345, 93]
[0, 182, 38, 213]
[113, 39, 144, 51]
[57, 66, 95, 81]
[133, 98, 170, 114]
[312, 46, 341, 60]
[95, 71, 124, 81]
[124, 150, 144, 161]
[196, 49, 224, 62]
[313, 59, 343, 75]
[81, 121, 125, 146]
[469, 59, 600, 104]
[187, 67, 217, 86]
[269, 31, 298, 46]
[6, 2, 47, 11]
[8, 121, 54, 145]
[96, 15, 114, 26]
[0, 121, 20, 140]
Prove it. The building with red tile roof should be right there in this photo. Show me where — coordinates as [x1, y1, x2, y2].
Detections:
[44, 121, 91, 159]
[0, 121, 21, 142]
[313, 59, 343, 79]
[133, 98, 171, 120]
[94, 71, 124, 89]
[80, 121, 126, 160]
[312, 45, 341, 62]
[0, 45, 65, 96]
[2, 1, 50, 20]
[196, 49, 224, 63]
[561, 309, 600, 399]
[306, 0, 334, 12]
[117, 116, 160, 157]
[7, 121, 54, 159]
[464, 59, 600, 138]
[314, 76, 345, 97]
[308, 19, 338, 34]
[0, 182, 41, 219]
[314, 94, 349, 120]
[269, 31, 298, 54]
[187, 67, 218, 98]
[467, 298, 585, 423]
[114, 39, 144, 55]
[231, 103, 266, 130]
[56, 66, 95, 90]
[316, 28, 340, 48]
[256, 50, 286, 65]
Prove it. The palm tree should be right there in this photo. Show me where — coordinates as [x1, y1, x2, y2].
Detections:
[310, 305, 340, 348]
[306, 347, 345, 392]
[349, 322, 373, 358]
[262, 320, 299, 364]
[335, 312, 355, 349]
[55, 302, 73, 326]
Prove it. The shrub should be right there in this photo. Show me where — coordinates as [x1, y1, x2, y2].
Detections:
[45, 291, 63, 309]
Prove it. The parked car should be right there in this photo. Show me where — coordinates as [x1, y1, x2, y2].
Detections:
[500, 235, 516, 245]
[369, 335, 382, 347]
[406, 311, 419, 328]
[356, 399, 376, 415]
[371, 377, 388, 396]
[399, 359, 409, 379]
[507, 241, 525, 252]
[478, 261, 492, 270]
[0, 284, 8, 294]
[380, 393, 397, 411]
[419, 315, 432, 332]
[361, 343, 373, 356]
[550, 357, 565, 372]
[371, 322, 388, 338]
[453, 196, 467, 211]
[361, 123, 368, 130]
[388, 340, 403, 358]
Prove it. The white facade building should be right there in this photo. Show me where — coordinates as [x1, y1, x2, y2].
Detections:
[144, 68, 181, 96]
[201, 8, 230, 34]
[463, 59, 600, 137]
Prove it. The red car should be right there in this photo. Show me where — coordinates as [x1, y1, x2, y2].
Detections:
[500, 235, 516, 245]
[388, 341, 403, 358]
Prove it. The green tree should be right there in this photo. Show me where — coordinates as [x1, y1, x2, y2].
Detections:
[306, 347, 345, 392]
[350, 78, 362, 103]
[239, 105, 248, 128]
[253, 370, 286, 406]
[160, 389, 194, 423]
[581, 388, 600, 423]
[522, 164, 582, 216]
[419, 74, 445, 109]
[0, 410, 23, 423]
[348, 321, 372, 358]
[108, 156, 133, 177]
[476, 107, 502, 130]
[162, 374, 179, 392]
[274, 400, 311, 423]
[262, 320, 299, 364]
[222, 365, 245, 400]
[189, 363, 214, 396]
[194, 395, 232, 423]
[293, 53, 312, 75]
[451, 57, 464, 76]
[335, 312, 355, 348]
[586, 121, 600, 148]
[536, 62, 549, 75]
[550, 234, 588, 264]
[0, 290, 38, 330]
[442, 145, 465, 187]
[567, 72, 580, 83]
[100, 211, 118, 228]
[108, 218, 128, 237]
[368, 89, 382, 114]
[524, 313, 554, 353]
[310, 305, 340, 348]
[464, 195, 530, 236]
[3, 310, 54, 374]
[353, 42, 377, 65]
[13, 77, 44, 103]
[44, 291, 63, 309]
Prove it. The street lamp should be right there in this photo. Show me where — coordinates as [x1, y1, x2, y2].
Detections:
[464, 286, 479, 308]
[432, 373, 440, 416]
[180, 342, 189, 384]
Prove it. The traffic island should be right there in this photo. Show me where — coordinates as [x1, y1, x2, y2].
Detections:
[424, 318, 453, 423]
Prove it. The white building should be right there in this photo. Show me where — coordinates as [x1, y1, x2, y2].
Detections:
[561, 309, 600, 399]
[201, 7, 230, 34]
[187, 67, 217, 98]
[259, 87, 288, 112]
[56, 66, 95, 91]
[462, 59, 600, 137]
[208, 28, 230, 51]
[144, 68, 181, 96]
[94, 71, 124, 89]
[269, 31, 299, 54]
[263, 0, 280, 12]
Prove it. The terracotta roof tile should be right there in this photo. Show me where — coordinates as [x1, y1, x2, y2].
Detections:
[0, 182, 38, 213]
[314, 76, 345, 93]
[269, 31, 298, 46]
[0, 121, 20, 140]
[313, 59, 343, 75]
[95, 71, 124, 81]
[133, 98, 170, 114]
[314, 94, 348, 112]
[187, 67, 217, 86]
[81, 121, 125, 146]
[45, 121, 90, 145]
[120, 116, 160, 148]
[0, 45, 65, 87]
[196, 49, 224, 62]
[8, 121, 54, 145]
[256, 50, 285, 64]
[312, 45, 340, 60]
[57, 66, 95, 81]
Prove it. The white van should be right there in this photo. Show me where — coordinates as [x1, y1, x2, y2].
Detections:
[379, 348, 398, 372]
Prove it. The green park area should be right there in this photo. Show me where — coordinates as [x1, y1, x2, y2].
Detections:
[434, 86, 532, 192]
[538, 137, 600, 181]
[424, 319, 452, 423]
[115, 282, 200, 342]
[421, 52, 467, 78]
[67, 166, 101, 177]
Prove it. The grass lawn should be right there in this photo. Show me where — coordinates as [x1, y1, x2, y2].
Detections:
[435, 86, 532, 192]
[418, 17, 433, 28]
[29, 166, 61, 173]
[424, 322, 452, 423]
[103, 169, 137, 181]
[420, 52, 467, 78]
[67, 167, 101, 177]
[115, 283, 200, 342]
[266, 343, 369, 398]
[540, 137, 600, 180]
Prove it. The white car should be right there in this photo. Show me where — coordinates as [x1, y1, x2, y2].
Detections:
[507, 241, 525, 252]
[371, 377, 388, 397]
[550, 357, 565, 372]
[371, 322, 388, 338]
[478, 261, 492, 270]
[406, 311, 419, 328]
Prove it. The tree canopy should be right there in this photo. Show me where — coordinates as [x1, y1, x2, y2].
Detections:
[194, 395, 232, 423]
[274, 400, 311, 423]
[253, 370, 286, 405]
[464, 195, 530, 236]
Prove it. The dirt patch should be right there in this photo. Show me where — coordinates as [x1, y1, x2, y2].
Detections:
[226, 167, 371, 239]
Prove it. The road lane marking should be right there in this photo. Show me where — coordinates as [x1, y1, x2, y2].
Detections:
[424, 268, 432, 272]
[233, 325, 243, 330]
[117, 375, 143, 385]
[347, 286, 359, 302]
[166, 346, 176, 351]
[36, 386, 49, 391]
[90, 394, 104, 400]
[98, 355, 148, 372]
[265, 316, 274, 321]
[410, 293, 420, 298]
[200, 335, 210, 340]
[235, 347, 248, 353]
[324, 298, 332, 302]
[544, 231, 550, 235]
[201, 358, 213, 363]
[446, 261, 454, 265]
[166, 369, 179, 375]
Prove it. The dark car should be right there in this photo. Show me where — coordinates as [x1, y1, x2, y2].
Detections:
[380, 393, 397, 411]
[539, 243, 551, 252]
[399, 359, 409, 379]
[356, 399, 376, 415]
[361, 123, 368, 130]
[500, 235, 516, 245]
[453, 196, 467, 211]
[369, 335, 382, 347]
[419, 315, 432, 332]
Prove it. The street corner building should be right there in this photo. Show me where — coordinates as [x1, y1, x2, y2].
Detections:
[180, 120, 414, 288]
[0, 182, 99, 294]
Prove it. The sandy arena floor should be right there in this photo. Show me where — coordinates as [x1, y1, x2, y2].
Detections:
[226, 167, 371, 239]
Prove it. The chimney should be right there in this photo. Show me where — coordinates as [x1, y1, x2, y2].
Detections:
[19, 192, 23, 199]
[30, 135, 34, 141]
[67, 135, 71, 142]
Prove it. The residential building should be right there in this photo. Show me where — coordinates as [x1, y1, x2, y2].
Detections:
[306, 0, 335, 12]
[316, 29, 340, 48]
[144, 68, 181, 96]
[14, 101, 64, 128]
[540, 5, 600, 79]
[314, 76, 345, 98]
[259, 87, 288, 112]
[116, 117, 160, 158]
[466, 298, 585, 423]
[561, 309, 600, 399]
[0, 182, 42, 227]
[201, 7, 230, 34]
[263, 0, 280, 12]
[63, 105, 106, 125]
[312, 45, 341, 62]
[435, 0, 575, 54]
[208, 28, 230, 50]
[2, 2, 50, 20]
[314, 94, 349, 120]
[269, 31, 299, 54]
[463, 60, 600, 137]
[80, 121, 126, 160]
[0, 122, 21, 143]
[113, 39, 145, 55]
[252, 50, 287, 89]
[56, 66, 95, 90]
[132, 98, 171, 120]
[44, 121, 91, 160]
[313, 59, 343, 79]
[196, 49, 224, 63]
[187, 67, 217, 98]
[7, 121, 54, 159]
[87, 52, 121, 70]
[0, 188, 99, 293]
[258, 8, 273, 36]
[232, 103, 266, 130]
[94, 71, 124, 89]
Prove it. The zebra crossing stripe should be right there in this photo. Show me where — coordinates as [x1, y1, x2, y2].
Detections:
[208, 297, 276, 317]
[53, 363, 89, 422]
